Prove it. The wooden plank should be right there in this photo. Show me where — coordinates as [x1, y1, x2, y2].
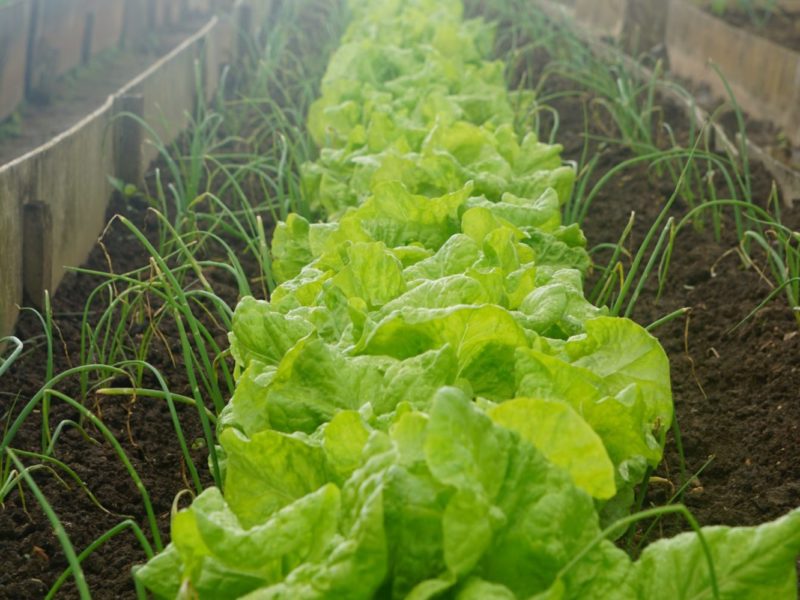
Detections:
[117, 18, 216, 173]
[122, 0, 149, 49]
[574, 0, 625, 39]
[86, 0, 126, 57]
[0, 98, 115, 308]
[185, 0, 214, 15]
[667, 0, 800, 146]
[205, 16, 235, 102]
[22, 201, 53, 305]
[0, 12, 224, 333]
[536, 0, 800, 207]
[573, 0, 668, 54]
[27, 0, 89, 97]
[0, 162, 24, 338]
[0, 0, 33, 122]
[150, 0, 175, 28]
[113, 94, 145, 186]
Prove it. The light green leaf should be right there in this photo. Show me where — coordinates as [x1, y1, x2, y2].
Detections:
[632, 508, 800, 599]
[330, 241, 407, 309]
[229, 297, 313, 368]
[563, 317, 673, 428]
[271, 214, 313, 284]
[443, 488, 493, 576]
[425, 387, 509, 500]
[134, 544, 182, 599]
[517, 269, 603, 338]
[323, 411, 371, 480]
[264, 337, 387, 433]
[490, 398, 616, 499]
[404, 234, 481, 281]
[220, 428, 329, 528]
[361, 305, 529, 399]
[456, 577, 516, 599]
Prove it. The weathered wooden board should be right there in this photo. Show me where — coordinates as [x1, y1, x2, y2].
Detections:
[667, 0, 800, 146]
[27, 0, 89, 95]
[86, 0, 126, 57]
[573, 0, 668, 54]
[0, 162, 24, 338]
[122, 0, 149, 49]
[117, 18, 215, 178]
[185, 0, 214, 15]
[0, 98, 115, 311]
[0, 8, 226, 336]
[574, 0, 625, 39]
[0, 0, 33, 122]
[205, 15, 234, 102]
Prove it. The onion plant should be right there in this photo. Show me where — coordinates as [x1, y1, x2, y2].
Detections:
[739, 213, 800, 328]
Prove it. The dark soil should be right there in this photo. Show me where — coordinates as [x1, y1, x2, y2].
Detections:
[0, 190, 222, 599]
[0, 19, 236, 600]
[1, 10, 799, 600]
[0, 1, 339, 595]
[580, 146, 800, 532]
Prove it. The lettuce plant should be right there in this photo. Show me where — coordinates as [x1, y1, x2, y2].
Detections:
[136, 0, 800, 597]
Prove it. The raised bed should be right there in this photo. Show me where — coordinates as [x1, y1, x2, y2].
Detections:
[563, 0, 800, 150]
[1, 99, 115, 308]
[0, 2, 342, 595]
[541, 0, 800, 207]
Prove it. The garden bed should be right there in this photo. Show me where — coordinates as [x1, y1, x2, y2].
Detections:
[504, 13, 800, 538]
[696, 1, 800, 53]
[1, 0, 799, 597]
[508, 16, 800, 582]
[0, 194, 223, 598]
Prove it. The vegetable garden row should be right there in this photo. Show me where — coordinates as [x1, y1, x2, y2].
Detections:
[134, 0, 800, 597]
[1, 0, 799, 597]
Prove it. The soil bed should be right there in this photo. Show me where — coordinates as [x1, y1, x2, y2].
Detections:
[0, 1, 336, 595]
[0, 189, 222, 598]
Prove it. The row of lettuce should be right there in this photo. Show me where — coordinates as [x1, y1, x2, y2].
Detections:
[137, 0, 800, 597]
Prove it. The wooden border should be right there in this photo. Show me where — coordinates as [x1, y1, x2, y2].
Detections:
[86, 0, 126, 57]
[27, 0, 89, 96]
[0, 0, 33, 121]
[667, 0, 800, 148]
